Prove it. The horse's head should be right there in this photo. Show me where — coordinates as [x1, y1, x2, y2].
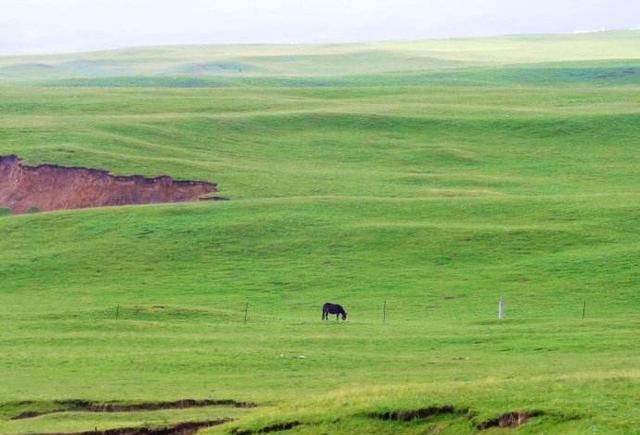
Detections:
[342, 311, 347, 320]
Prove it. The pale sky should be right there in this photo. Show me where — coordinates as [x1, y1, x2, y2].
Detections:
[1, 0, 639, 55]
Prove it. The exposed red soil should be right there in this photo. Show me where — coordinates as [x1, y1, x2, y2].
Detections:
[11, 399, 256, 420]
[0, 155, 219, 214]
[41, 418, 233, 435]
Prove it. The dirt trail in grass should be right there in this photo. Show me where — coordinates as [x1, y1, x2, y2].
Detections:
[0, 155, 218, 214]
[11, 399, 256, 420]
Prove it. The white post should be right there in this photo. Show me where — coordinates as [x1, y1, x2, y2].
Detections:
[498, 297, 505, 320]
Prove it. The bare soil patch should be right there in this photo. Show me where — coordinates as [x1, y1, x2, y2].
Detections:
[368, 405, 465, 422]
[368, 405, 554, 430]
[0, 155, 219, 214]
[476, 411, 544, 430]
[11, 399, 256, 420]
[40, 418, 233, 435]
[231, 421, 301, 434]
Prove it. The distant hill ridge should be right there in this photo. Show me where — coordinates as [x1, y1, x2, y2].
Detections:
[1, 30, 639, 82]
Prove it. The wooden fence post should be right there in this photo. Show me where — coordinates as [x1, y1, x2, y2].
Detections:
[383, 300, 387, 323]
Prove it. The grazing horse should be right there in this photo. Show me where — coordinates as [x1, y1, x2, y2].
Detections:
[322, 303, 347, 320]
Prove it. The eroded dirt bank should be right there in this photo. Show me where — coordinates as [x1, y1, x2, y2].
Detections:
[43, 418, 233, 435]
[11, 398, 256, 420]
[0, 155, 218, 214]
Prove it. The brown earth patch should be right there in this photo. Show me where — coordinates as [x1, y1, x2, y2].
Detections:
[0, 155, 220, 214]
[476, 411, 544, 430]
[40, 418, 233, 435]
[369, 405, 465, 422]
[231, 421, 301, 435]
[11, 399, 256, 420]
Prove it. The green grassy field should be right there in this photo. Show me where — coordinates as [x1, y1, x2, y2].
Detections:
[1, 31, 640, 434]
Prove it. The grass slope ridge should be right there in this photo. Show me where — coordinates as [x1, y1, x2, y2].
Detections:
[1, 33, 640, 434]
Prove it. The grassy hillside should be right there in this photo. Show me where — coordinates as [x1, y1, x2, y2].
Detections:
[1, 32, 640, 434]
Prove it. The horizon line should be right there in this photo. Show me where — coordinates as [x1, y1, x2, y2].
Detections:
[1, 27, 638, 59]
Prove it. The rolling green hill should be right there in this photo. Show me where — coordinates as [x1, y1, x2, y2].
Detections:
[1, 32, 640, 434]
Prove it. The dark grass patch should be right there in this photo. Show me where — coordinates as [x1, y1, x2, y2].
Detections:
[476, 410, 545, 430]
[368, 405, 467, 422]
[11, 399, 256, 420]
[40, 418, 233, 435]
[231, 421, 301, 435]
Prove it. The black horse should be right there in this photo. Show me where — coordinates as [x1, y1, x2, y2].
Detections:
[322, 303, 347, 320]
